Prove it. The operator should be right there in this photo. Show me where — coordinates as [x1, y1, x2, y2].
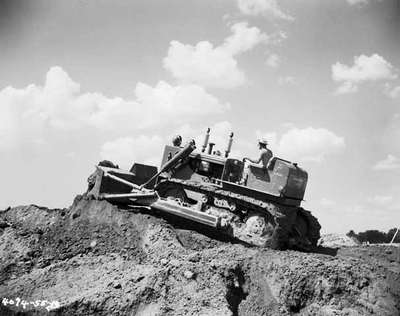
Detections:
[243, 139, 273, 168]
[172, 135, 182, 147]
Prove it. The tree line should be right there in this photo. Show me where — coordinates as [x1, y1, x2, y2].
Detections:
[346, 228, 400, 244]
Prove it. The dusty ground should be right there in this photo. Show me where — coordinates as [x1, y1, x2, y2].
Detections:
[0, 195, 399, 315]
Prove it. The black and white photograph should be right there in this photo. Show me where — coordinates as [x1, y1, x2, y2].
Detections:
[0, 0, 399, 315]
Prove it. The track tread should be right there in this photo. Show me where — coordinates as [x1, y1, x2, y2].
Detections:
[156, 178, 320, 249]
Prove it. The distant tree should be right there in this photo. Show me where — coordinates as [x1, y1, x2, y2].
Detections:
[346, 228, 399, 244]
[387, 228, 400, 243]
[357, 230, 387, 243]
[346, 230, 356, 238]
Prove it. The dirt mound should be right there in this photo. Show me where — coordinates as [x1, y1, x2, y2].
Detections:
[0, 195, 399, 315]
[319, 233, 361, 248]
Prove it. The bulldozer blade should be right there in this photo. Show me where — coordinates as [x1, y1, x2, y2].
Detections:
[88, 166, 141, 199]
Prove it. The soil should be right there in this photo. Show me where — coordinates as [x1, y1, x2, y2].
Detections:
[318, 233, 361, 248]
[0, 195, 399, 315]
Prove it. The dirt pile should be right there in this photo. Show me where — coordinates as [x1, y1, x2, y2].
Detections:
[319, 233, 361, 248]
[0, 195, 399, 315]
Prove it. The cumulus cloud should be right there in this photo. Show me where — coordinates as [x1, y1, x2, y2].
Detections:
[237, 0, 294, 20]
[134, 81, 229, 124]
[373, 154, 400, 171]
[223, 22, 269, 54]
[163, 22, 268, 89]
[331, 54, 397, 94]
[0, 67, 229, 151]
[258, 127, 345, 163]
[278, 127, 345, 162]
[100, 135, 164, 169]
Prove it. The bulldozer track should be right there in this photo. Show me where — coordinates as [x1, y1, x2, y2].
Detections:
[157, 178, 279, 216]
[156, 178, 321, 248]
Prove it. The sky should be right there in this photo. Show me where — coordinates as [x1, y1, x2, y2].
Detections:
[0, 0, 399, 234]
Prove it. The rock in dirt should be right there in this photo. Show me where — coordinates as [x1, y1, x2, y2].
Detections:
[0, 195, 399, 315]
[183, 270, 194, 279]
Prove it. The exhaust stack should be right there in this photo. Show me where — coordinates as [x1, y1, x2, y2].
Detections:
[225, 132, 234, 158]
[208, 143, 215, 155]
[202, 128, 210, 153]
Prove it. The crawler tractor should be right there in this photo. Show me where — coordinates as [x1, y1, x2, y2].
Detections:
[87, 129, 321, 250]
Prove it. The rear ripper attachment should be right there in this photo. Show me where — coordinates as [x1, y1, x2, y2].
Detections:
[86, 130, 321, 250]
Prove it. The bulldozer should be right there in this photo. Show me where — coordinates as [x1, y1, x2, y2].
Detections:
[87, 128, 321, 250]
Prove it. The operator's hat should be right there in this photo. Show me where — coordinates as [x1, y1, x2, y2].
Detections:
[258, 138, 268, 145]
